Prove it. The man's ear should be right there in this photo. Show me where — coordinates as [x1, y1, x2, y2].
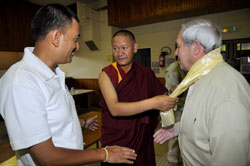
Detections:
[51, 30, 62, 47]
[192, 40, 204, 57]
[133, 42, 138, 53]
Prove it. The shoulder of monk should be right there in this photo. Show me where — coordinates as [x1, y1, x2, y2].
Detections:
[103, 63, 118, 75]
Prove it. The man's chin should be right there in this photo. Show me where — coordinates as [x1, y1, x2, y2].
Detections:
[179, 63, 187, 71]
[117, 62, 130, 67]
[68, 55, 73, 62]
[66, 58, 72, 64]
[117, 60, 125, 65]
[117, 59, 132, 66]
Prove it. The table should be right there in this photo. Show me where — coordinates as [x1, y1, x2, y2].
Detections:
[79, 111, 101, 149]
[70, 89, 94, 110]
[70, 89, 94, 96]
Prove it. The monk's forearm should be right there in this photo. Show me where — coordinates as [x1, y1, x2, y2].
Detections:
[108, 98, 156, 116]
[108, 95, 176, 117]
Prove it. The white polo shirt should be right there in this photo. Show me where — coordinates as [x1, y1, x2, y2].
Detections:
[0, 47, 83, 165]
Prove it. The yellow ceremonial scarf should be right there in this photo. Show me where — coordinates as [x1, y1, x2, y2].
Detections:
[160, 47, 224, 127]
[111, 62, 128, 84]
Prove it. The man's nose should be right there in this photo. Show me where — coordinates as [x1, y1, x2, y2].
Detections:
[118, 48, 123, 55]
[174, 49, 178, 57]
[76, 42, 80, 50]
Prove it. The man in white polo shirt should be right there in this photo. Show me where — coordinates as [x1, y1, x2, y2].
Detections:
[0, 3, 136, 166]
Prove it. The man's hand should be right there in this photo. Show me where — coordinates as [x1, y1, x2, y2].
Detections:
[106, 145, 137, 164]
[153, 127, 175, 144]
[153, 95, 177, 111]
[80, 115, 99, 131]
[85, 115, 99, 131]
[29, 139, 136, 165]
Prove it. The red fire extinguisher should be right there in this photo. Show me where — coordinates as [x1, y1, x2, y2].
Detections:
[159, 52, 166, 67]
[159, 46, 172, 67]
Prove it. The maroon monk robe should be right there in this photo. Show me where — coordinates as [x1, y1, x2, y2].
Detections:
[99, 61, 167, 166]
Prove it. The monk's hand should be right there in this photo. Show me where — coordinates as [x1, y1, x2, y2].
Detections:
[105, 145, 137, 164]
[153, 127, 175, 144]
[154, 95, 177, 111]
[85, 115, 99, 131]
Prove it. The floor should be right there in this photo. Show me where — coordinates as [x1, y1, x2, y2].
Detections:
[155, 139, 169, 166]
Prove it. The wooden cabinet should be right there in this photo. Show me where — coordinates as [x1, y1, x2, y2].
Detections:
[0, 1, 41, 52]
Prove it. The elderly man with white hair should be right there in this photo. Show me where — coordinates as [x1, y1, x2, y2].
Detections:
[154, 19, 250, 166]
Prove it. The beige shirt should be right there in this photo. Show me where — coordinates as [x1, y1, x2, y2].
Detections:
[179, 62, 250, 166]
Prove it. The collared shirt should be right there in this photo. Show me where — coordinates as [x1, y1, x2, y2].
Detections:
[0, 47, 83, 165]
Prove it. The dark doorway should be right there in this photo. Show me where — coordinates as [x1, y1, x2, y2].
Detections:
[222, 38, 250, 82]
[134, 48, 151, 68]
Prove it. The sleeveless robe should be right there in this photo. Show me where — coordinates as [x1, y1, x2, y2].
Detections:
[99, 61, 167, 166]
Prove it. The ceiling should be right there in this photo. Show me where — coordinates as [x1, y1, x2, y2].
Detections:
[27, 0, 76, 6]
[27, 0, 105, 9]
[26, 0, 250, 28]
[107, 0, 250, 28]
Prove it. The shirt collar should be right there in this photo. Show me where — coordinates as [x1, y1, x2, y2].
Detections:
[23, 47, 65, 81]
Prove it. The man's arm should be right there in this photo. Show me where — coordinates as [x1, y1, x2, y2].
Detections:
[29, 138, 137, 165]
[153, 122, 180, 144]
[98, 72, 176, 116]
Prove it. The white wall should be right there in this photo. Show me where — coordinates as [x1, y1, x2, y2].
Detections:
[60, 8, 113, 78]
[60, 7, 250, 78]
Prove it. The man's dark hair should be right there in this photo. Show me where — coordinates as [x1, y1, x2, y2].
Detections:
[112, 30, 136, 43]
[31, 3, 79, 42]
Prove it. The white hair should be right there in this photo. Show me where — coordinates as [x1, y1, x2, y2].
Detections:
[181, 19, 222, 54]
